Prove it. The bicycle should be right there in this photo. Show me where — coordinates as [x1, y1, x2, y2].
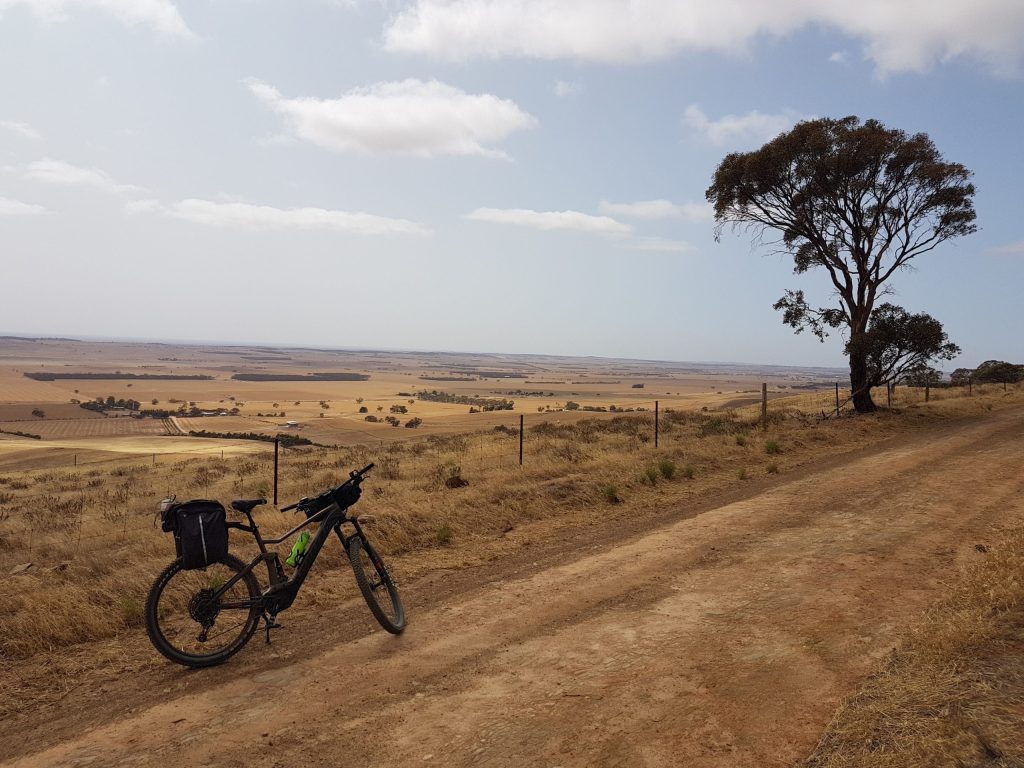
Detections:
[144, 463, 405, 668]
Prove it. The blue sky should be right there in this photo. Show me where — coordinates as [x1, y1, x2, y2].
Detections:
[1, 0, 1022, 368]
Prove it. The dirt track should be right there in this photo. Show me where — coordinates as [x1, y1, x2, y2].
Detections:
[7, 408, 1024, 768]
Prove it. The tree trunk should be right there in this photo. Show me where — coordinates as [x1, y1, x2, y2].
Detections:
[848, 345, 877, 413]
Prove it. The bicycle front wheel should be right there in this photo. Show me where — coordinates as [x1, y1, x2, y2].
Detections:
[145, 553, 261, 668]
[348, 536, 406, 634]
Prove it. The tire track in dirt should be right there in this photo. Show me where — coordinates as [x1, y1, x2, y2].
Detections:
[8, 408, 1024, 768]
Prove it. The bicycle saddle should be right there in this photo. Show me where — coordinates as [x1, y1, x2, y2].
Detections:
[231, 498, 267, 514]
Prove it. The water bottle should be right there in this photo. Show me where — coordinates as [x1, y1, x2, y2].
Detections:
[286, 531, 311, 567]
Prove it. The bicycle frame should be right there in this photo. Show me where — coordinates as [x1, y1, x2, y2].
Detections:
[213, 502, 370, 615]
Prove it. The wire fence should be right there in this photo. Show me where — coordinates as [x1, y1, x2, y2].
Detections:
[1, 380, 1020, 570]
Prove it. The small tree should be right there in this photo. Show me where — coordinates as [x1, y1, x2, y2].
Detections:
[850, 303, 959, 389]
[949, 368, 973, 387]
[707, 116, 976, 412]
[972, 360, 1024, 384]
[899, 365, 941, 387]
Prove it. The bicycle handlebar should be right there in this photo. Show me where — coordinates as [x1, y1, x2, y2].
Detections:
[280, 463, 375, 512]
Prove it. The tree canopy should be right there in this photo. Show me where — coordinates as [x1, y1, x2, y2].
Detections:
[972, 360, 1024, 384]
[707, 116, 976, 412]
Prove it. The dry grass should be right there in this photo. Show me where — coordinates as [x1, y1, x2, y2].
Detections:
[804, 523, 1024, 767]
[0, 384, 1021, 693]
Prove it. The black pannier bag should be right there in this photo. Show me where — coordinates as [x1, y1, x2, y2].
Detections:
[169, 500, 229, 569]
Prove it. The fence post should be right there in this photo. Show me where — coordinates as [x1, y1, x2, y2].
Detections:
[74, 454, 77, 467]
[655, 401, 659, 447]
[519, 414, 524, 466]
[761, 384, 768, 431]
[925, 381, 930, 402]
[887, 382, 892, 409]
[273, 437, 279, 505]
[968, 377, 972, 396]
[835, 382, 840, 417]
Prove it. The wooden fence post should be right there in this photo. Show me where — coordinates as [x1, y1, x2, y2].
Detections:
[655, 401, 659, 447]
[519, 414, 524, 466]
[761, 384, 768, 430]
[835, 382, 840, 417]
[273, 437, 279, 505]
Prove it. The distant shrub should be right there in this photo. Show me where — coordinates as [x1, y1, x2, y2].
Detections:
[564, 401, 580, 411]
[377, 455, 401, 480]
[358, 406, 368, 413]
[682, 463, 696, 479]
[698, 416, 741, 437]
[642, 466, 659, 485]
[364, 415, 379, 422]
[738, 468, 747, 480]
[765, 441, 782, 455]
[767, 463, 780, 474]
[430, 462, 468, 489]
[404, 417, 423, 429]
[658, 459, 676, 480]
[603, 484, 620, 504]
[735, 434, 747, 446]
[435, 523, 454, 546]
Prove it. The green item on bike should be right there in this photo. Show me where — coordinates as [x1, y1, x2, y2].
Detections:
[285, 531, 311, 567]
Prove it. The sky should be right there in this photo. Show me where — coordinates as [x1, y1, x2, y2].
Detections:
[1, 0, 1022, 369]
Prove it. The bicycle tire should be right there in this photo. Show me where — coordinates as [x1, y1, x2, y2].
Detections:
[145, 552, 261, 668]
[348, 536, 406, 634]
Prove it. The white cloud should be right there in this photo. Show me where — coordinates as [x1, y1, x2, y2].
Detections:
[25, 158, 145, 195]
[0, 120, 41, 140]
[829, 50, 848, 63]
[624, 237, 696, 253]
[0, 196, 47, 216]
[683, 104, 808, 147]
[0, 0, 193, 39]
[553, 80, 581, 98]
[599, 198, 712, 222]
[130, 198, 432, 237]
[466, 207, 630, 236]
[247, 78, 536, 159]
[988, 240, 1024, 254]
[383, 0, 1024, 75]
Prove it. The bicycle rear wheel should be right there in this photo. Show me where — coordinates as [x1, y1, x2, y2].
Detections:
[348, 536, 405, 634]
[145, 553, 261, 668]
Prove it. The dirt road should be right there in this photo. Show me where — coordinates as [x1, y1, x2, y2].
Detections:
[8, 408, 1024, 768]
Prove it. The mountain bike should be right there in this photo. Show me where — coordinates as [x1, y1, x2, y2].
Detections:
[144, 463, 405, 668]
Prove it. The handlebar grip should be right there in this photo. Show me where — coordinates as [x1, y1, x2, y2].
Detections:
[279, 501, 299, 512]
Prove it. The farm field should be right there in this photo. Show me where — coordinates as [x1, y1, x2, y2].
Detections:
[0, 416, 171, 440]
[0, 337, 843, 468]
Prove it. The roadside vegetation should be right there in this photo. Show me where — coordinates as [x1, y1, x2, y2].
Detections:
[805, 522, 1024, 767]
